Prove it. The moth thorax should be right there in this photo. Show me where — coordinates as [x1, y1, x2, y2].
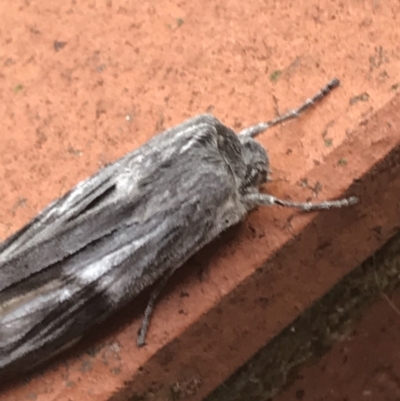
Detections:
[239, 137, 270, 188]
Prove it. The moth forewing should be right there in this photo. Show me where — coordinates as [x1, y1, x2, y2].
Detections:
[0, 115, 246, 377]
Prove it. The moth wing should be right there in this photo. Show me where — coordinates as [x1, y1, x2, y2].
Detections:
[0, 114, 245, 375]
[0, 115, 231, 289]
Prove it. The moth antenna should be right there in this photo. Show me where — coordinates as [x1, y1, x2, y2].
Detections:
[238, 78, 340, 138]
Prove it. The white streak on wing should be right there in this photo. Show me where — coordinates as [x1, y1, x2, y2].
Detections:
[179, 123, 217, 154]
[117, 123, 215, 195]
[162, 121, 203, 153]
[116, 168, 140, 194]
[1, 282, 74, 325]
[74, 242, 138, 284]
[95, 221, 170, 303]
[150, 122, 212, 160]
[74, 220, 168, 288]
[58, 287, 73, 302]
[117, 122, 215, 194]
[116, 152, 144, 191]
[57, 179, 88, 214]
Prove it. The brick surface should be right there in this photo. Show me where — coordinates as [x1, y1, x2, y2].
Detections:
[275, 281, 400, 401]
[1, 0, 400, 400]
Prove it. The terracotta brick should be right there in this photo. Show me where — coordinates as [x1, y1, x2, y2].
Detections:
[1, 0, 400, 400]
[274, 238, 400, 401]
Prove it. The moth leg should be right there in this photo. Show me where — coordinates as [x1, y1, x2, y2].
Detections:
[245, 192, 358, 211]
[238, 78, 340, 138]
[137, 267, 177, 347]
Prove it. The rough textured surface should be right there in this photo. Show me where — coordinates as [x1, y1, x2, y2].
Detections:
[1, 0, 400, 400]
[206, 226, 400, 401]
[275, 265, 400, 400]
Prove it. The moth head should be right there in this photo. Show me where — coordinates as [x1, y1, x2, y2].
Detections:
[239, 136, 270, 188]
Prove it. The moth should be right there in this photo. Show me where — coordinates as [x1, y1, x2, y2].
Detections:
[0, 78, 358, 379]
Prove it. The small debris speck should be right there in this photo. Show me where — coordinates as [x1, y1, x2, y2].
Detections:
[14, 84, 24, 92]
[110, 367, 121, 375]
[54, 40, 67, 52]
[270, 70, 282, 82]
[80, 359, 93, 373]
[349, 92, 369, 105]
[68, 146, 82, 157]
